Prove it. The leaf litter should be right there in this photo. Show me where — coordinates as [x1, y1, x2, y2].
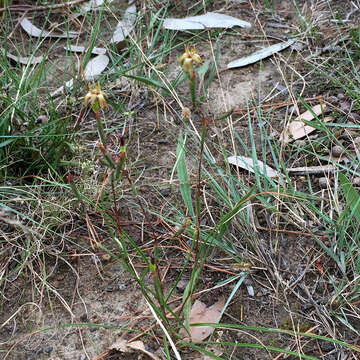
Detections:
[110, 3, 137, 44]
[20, 17, 78, 39]
[281, 104, 332, 143]
[179, 297, 225, 342]
[64, 45, 107, 55]
[163, 12, 251, 31]
[227, 39, 295, 69]
[5, 52, 44, 65]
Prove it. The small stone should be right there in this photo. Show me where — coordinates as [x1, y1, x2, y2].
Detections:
[44, 346, 53, 354]
[256, 291, 263, 297]
[318, 177, 330, 189]
[337, 93, 345, 100]
[327, 95, 338, 104]
[101, 253, 111, 261]
[119, 283, 126, 291]
[331, 145, 343, 157]
[176, 279, 189, 291]
[353, 177, 360, 186]
[36, 115, 48, 124]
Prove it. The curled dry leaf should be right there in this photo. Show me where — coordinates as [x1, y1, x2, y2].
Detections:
[109, 339, 160, 360]
[64, 45, 106, 55]
[227, 155, 279, 178]
[110, 4, 137, 44]
[20, 18, 78, 39]
[163, 12, 251, 31]
[6, 52, 44, 65]
[281, 104, 331, 143]
[180, 297, 225, 342]
[227, 39, 295, 69]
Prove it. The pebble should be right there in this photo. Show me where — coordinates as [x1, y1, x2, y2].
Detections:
[353, 177, 360, 186]
[331, 145, 343, 157]
[327, 95, 338, 104]
[337, 93, 345, 100]
[44, 346, 53, 354]
[119, 283, 126, 291]
[318, 177, 330, 189]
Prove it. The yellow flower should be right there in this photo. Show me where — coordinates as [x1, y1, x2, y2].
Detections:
[84, 82, 107, 110]
[179, 44, 202, 73]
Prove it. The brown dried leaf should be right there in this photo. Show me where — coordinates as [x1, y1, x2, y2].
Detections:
[281, 104, 331, 143]
[180, 297, 225, 342]
[109, 339, 160, 360]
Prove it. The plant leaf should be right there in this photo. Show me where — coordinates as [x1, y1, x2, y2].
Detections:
[176, 135, 195, 218]
[6, 52, 44, 65]
[81, 0, 114, 12]
[179, 297, 225, 342]
[338, 173, 360, 224]
[20, 18, 78, 39]
[64, 45, 106, 55]
[110, 4, 137, 44]
[227, 155, 279, 178]
[84, 54, 109, 80]
[227, 39, 295, 69]
[281, 104, 330, 143]
[163, 12, 251, 30]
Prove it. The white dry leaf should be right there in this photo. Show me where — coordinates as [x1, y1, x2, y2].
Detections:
[20, 18, 78, 39]
[81, 0, 114, 12]
[6, 52, 44, 65]
[109, 339, 160, 360]
[281, 104, 331, 143]
[64, 45, 107, 55]
[50, 54, 108, 97]
[227, 39, 295, 69]
[111, 4, 137, 44]
[227, 155, 279, 178]
[180, 297, 225, 342]
[163, 12, 251, 31]
[84, 54, 109, 80]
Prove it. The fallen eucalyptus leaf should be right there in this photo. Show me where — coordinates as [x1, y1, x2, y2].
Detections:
[227, 39, 295, 69]
[84, 54, 109, 80]
[21, 18, 78, 39]
[6, 52, 44, 65]
[180, 297, 225, 342]
[281, 104, 331, 143]
[64, 45, 106, 55]
[110, 339, 160, 360]
[81, 0, 114, 12]
[227, 155, 279, 178]
[110, 4, 137, 44]
[163, 12, 251, 30]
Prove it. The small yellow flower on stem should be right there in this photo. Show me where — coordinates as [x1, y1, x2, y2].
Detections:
[84, 81, 107, 117]
[179, 44, 202, 73]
